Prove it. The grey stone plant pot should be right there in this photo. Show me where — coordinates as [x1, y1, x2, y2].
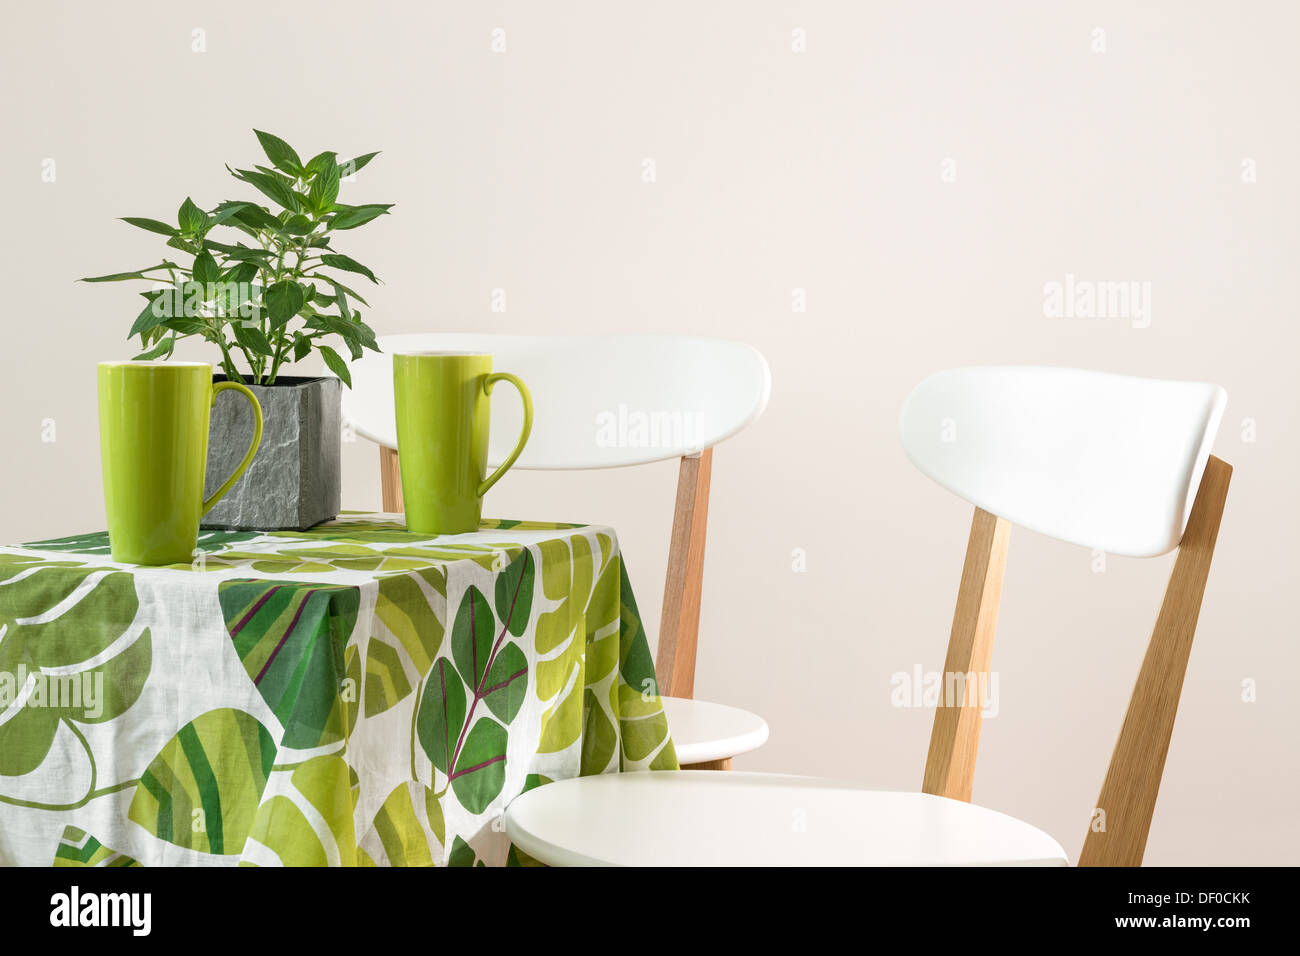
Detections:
[201, 375, 341, 531]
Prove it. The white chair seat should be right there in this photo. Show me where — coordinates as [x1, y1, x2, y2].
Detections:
[506, 771, 1069, 866]
[660, 697, 768, 765]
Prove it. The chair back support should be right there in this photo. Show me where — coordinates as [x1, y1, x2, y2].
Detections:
[344, 333, 771, 468]
[904, 366, 1231, 865]
[343, 333, 771, 702]
[900, 366, 1227, 557]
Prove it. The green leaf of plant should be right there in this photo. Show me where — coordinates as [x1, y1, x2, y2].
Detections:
[80, 265, 170, 283]
[354, 314, 380, 348]
[163, 316, 211, 337]
[253, 129, 303, 176]
[328, 203, 393, 230]
[292, 188, 318, 218]
[128, 289, 172, 338]
[165, 235, 200, 255]
[264, 280, 306, 329]
[340, 333, 363, 361]
[222, 260, 259, 284]
[204, 240, 275, 261]
[451, 586, 495, 689]
[207, 203, 251, 228]
[121, 217, 177, 236]
[232, 322, 274, 355]
[312, 309, 376, 352]
[325, 278, 369, 306]
[133, 336, 174, 360]
[303, 150, 337, 178]
[292, 332, 313, 362]
[331, 282, 352, 320]
[416, 658, 466, 773]
[211, 199, 255, 216]
[227, 202, 282, 232]
[281, 213, 315, 236]
[232, 168, 301, 212]
[177, 197, 207, 235]
[310, 162, 340, 212]
[305, 314, 366, 356]
[337, 151, 379, 178]
[192, 250, 220, 286]
[319, 253, 378, 283]
[317, 344, 351, 386]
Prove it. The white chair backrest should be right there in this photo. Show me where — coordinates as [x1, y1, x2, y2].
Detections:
[343, 334, 771, 469]
[900, 366, 1227, 557]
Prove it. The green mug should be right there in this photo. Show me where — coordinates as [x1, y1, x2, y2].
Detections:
[98, 361, 263, 565]
[393, 352, 533, 534]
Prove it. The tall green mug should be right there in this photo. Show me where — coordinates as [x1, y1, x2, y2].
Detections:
[393, 352, 533, 534]
[98, 362, 262, 565]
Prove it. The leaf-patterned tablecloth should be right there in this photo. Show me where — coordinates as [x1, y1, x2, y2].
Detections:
[0, 513, 677, 866]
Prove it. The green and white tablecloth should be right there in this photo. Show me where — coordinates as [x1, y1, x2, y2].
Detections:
[0, 513, 677, 866]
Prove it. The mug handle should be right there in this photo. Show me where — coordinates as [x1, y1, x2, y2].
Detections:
[202, 381, 264, 515]
[478, 372, 533, 497]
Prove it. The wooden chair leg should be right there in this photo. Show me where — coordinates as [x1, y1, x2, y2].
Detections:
[380, 446, 403, 513]
[922, 507, 1011, 802]
[681, 758, 732, 771]
[1079, 455, 1232, 867]
[655, 450, 713, 700]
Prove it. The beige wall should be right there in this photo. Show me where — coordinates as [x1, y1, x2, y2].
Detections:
[3, 0, 1296, 864]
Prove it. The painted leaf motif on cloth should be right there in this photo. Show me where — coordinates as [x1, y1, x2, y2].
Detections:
[450, 585, 494, 688]
[0, 562, 151, 779]
[219, 579, 359, 749]
[447, 835, 485, 867]
[0, 516, 679, 866]
[127, 708, 276, 855]
[375, 568, 446, 666]
[580, 688, 617, 774]
[245, 755, 358, 866]
[22, 529, 259, 556]
[481, 641, 527, 723]
[493, 548, 534, 637]
[361, 780, 444, 866]
[451, 717, 508, 814]
[534, 536, 592, 754]
[416, 658, 466, 773]
[53, 827, 141, 867]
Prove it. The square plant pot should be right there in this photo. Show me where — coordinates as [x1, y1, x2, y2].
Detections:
[202, 375, 341, 531]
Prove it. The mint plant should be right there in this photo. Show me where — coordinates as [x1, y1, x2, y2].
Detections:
[81, 130, 392, 386]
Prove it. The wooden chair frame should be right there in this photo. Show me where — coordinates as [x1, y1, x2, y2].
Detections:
[920, 455, 1232, 866]
[380, 445, 719, 762]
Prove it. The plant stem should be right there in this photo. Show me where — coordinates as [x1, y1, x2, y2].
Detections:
[214, 329, 243, 383]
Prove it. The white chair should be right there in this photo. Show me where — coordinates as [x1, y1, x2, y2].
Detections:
[342, 333, 773, 769]
[504, 366, 1231, 866]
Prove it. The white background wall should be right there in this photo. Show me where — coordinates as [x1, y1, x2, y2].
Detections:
[2, 0, 1296, 864]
